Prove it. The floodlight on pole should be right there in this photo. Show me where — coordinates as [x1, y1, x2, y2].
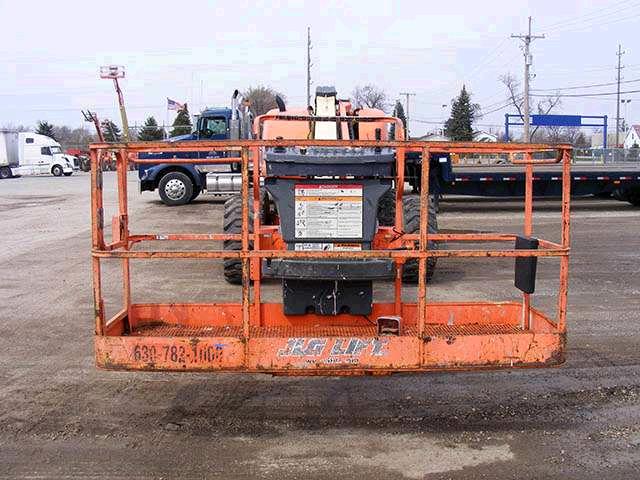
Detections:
[99, 65, 125, 79]
[100, 65, 130, 141]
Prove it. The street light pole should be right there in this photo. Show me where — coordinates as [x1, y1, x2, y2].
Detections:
[100, 65, 130, 142]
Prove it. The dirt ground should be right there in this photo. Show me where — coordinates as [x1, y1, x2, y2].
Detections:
[1, 171, 640, 479]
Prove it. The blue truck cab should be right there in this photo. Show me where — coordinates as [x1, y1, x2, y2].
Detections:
[138, 106, 246, 205]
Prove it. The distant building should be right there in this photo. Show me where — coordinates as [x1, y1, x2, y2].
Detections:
[414, 130, 498, 142]
[473, 131, 498, 142]
[623, 125, 640, 149]
[591, 132, 618, 148]
[415, 131, 449, 141]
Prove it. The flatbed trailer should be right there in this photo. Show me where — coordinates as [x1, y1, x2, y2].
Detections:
[407, 153, 640, 205]
[90, 139, 572, 375]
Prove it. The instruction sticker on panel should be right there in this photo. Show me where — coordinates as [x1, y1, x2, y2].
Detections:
[294, 184, 363, 239]
[294, 243, 362, 251]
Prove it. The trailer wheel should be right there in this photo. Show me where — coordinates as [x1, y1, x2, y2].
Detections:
[612, 188, 629, 202]
[0, 166, 11, 179]
[51, 165, 63, 177]
[223, 192, 268, 284]
[402, 195, 438, 283]
[627, 187, 640, 207]
[158, 171, 193, 206]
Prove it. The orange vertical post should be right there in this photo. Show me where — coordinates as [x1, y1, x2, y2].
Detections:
[240, 147, 250, 340]
[557, 148, 571, 333]
[251, 146, 262, 327]
[90, 149, 105, 335]
[418, 146, 431, 339]
[393, 146, 406, 315]
[116, 149, 131, 315]
[522, 153, 533, 329]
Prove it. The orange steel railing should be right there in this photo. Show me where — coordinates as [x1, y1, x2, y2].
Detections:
[90, 138, 571, 373]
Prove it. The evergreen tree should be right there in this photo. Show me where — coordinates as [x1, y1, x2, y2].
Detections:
[393, 101, 407, 129]
[101, 119, 122, 142]
[391, 100, 407, 139]
[36, 121, 56, 140]
[170, 105, 192, 137]
[138, 116, 164, 141]
[444, 86, 479, 141]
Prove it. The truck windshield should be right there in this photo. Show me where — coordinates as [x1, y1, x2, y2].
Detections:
[50, 146, 62, 154]
[200, 117, 227, 138]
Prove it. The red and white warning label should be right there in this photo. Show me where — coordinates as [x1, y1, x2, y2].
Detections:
[294, 242, 362, 251]
[294, 184, 363, 239]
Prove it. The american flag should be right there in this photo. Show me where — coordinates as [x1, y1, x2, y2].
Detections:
[167, 98, 185, 111]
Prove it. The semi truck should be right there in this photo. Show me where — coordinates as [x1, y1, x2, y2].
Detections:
[0, 131, 75, 179]
[137, 90, 253, 205]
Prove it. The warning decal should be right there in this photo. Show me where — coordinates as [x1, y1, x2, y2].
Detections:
[294, 184, 363, 239]
[294, 243, 362, 251]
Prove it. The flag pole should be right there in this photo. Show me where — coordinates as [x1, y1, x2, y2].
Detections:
[165, 98, 169, 138]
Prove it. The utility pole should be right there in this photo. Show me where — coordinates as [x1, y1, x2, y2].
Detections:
[511, 17, 544, 142]
[306, 26, 312, 107]
[615, 44, 625, 147]
[399, 92, 416, 139]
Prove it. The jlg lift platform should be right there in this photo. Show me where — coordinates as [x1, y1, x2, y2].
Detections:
[91, 122, 571, 375]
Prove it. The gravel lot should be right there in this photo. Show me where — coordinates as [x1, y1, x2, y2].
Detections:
[1, 171, 640, 479]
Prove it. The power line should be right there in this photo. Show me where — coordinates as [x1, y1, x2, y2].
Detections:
[532, 78, 640, 92]
[482, 95, 520, 111]
[478, 101, 514, 117]
[542, 0, 639, 31]
[463, 37, 510, 83]
[550, 10, 640, 35]
[531, 88, 640, 98]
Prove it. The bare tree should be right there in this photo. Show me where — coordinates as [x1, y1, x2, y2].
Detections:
[53, 125, 97, 149]
[536, 126, 589, 147]
[499, 73, 561, 141]
[243, 85, 287, 116]
[351, 85, 389, 111]
[0, 123, 31, 132]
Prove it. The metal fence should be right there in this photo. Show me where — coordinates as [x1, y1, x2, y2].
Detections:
[574, 148, 640, 164]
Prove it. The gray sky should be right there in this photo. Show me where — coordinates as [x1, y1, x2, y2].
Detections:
[1, 0, 638, 137]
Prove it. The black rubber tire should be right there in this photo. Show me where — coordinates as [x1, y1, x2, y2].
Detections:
[0, 166, 12, 179]
[612, 188, 628, 202]
[401, 195, 438, 283]
[223, 192, 268, 284]
[190, 186, 202, 202]
[51, 165, 63, 177]
[627, 187, 640, 207]
[158, 171, 194, 206]
[377, 188, 396, 226]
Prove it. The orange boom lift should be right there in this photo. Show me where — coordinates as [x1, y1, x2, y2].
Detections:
[91, 88, 571, 375]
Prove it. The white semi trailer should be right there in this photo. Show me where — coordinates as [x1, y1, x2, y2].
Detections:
[0, 131, 75, 179]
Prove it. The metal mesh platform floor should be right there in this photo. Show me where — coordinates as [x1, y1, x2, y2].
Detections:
[128, 323, 525, 338]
